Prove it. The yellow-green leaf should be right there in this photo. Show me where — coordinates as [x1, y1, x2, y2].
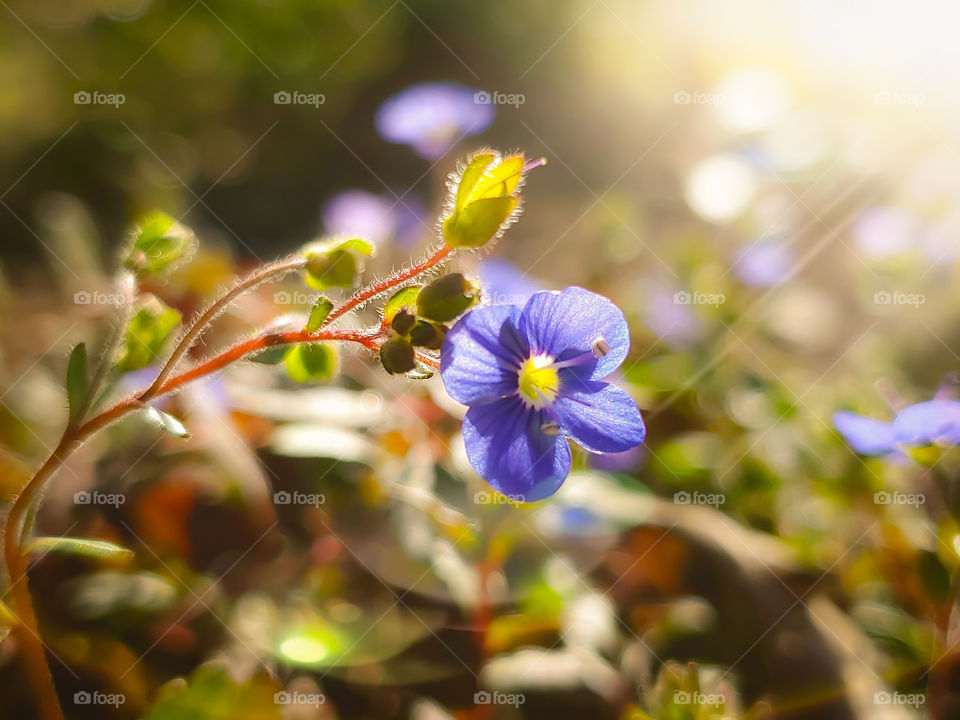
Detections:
[305, 297, 333, 332]
[26, 536, 134, 561]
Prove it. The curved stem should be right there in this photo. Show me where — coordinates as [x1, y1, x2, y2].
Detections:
[141, 256, 307, 401]
[3, 326, 376, 720]
[322, 244, 452, 328]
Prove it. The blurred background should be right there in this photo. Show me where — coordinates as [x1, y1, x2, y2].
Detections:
[2, 0, 960, 718]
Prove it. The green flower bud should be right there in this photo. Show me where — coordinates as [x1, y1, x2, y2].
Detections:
[302, 237, 374, 290]
[442, 151, 526, 249]
[408, 320, 446, 350]
[124, 212, 197, 277]
[379, 337, 415, 375]
[416, 273, 480, 322]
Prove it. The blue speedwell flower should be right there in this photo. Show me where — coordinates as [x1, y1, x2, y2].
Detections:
[834, 400, 960, 456]
[375, 83, 494, 159]
[441, 287, 646, 502]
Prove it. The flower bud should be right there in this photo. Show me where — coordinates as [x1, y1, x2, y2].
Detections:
[416, 273, 480, 322]
[408, 320, 446, 350]
[391, 308, 416, 336]
[302, 237, 374, 290]
[442, 151, 526, 249]
[379, 337, 416, 374]
[124, 212, 197, 277]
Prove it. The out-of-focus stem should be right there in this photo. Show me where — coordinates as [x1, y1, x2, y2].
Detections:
[3, 325, 376, 720]
[141, 256, 307, 401]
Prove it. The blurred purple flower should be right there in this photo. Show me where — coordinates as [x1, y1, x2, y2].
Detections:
[644, 285, 702, 349]
[479, 258, 542, 305]
[853, 206, 917, 260]
[375, 83, 494, 159]
[322, 190, 427, 249]
[833, 399, 960, 456]
[323, 190, 396, 245]
[734, 240, 794, 287]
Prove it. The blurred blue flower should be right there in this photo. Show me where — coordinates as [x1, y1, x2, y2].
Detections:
[375, 82, 494, 159]
[323, 190, 426, 248]
[323, 190, 396, 244]
[479, 258, 542, 305]
[833, 400, 960, 456]
[441, 287, 646, 502]
[734, 240, 794, 287]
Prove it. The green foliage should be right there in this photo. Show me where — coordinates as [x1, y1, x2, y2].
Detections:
[124, 212, 197, 278]
[248, 345, 289, 365]
[147, 665, 284, 720]
[66, 342, 88, 426]
[285, 342, 337, 382]
[116, 297, 181, 373]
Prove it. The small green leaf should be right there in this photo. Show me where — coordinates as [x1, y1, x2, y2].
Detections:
[124, 212, 197, 277]
[144, 406, 190, 438]
[383, 286, 421, 323]
[379, 338, 415, 375]
[249, 345, 289, 365]
[417, 273, 480, 322]
[66, 342, 89, 426]
[117, 297, 181, 373]
[285, 343, 337, 383]
[305, 296, 333, 332]
[26, 536, 134, 561]
[442, 196, 518, 249]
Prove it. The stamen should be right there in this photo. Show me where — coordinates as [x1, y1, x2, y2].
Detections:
[541, 421, 561, 436]
[592, 338, 610, 358]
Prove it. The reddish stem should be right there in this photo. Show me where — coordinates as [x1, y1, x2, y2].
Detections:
[322, 244, 452, 327]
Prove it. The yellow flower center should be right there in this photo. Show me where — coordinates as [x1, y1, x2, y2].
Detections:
[517, 354, 560, 408]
